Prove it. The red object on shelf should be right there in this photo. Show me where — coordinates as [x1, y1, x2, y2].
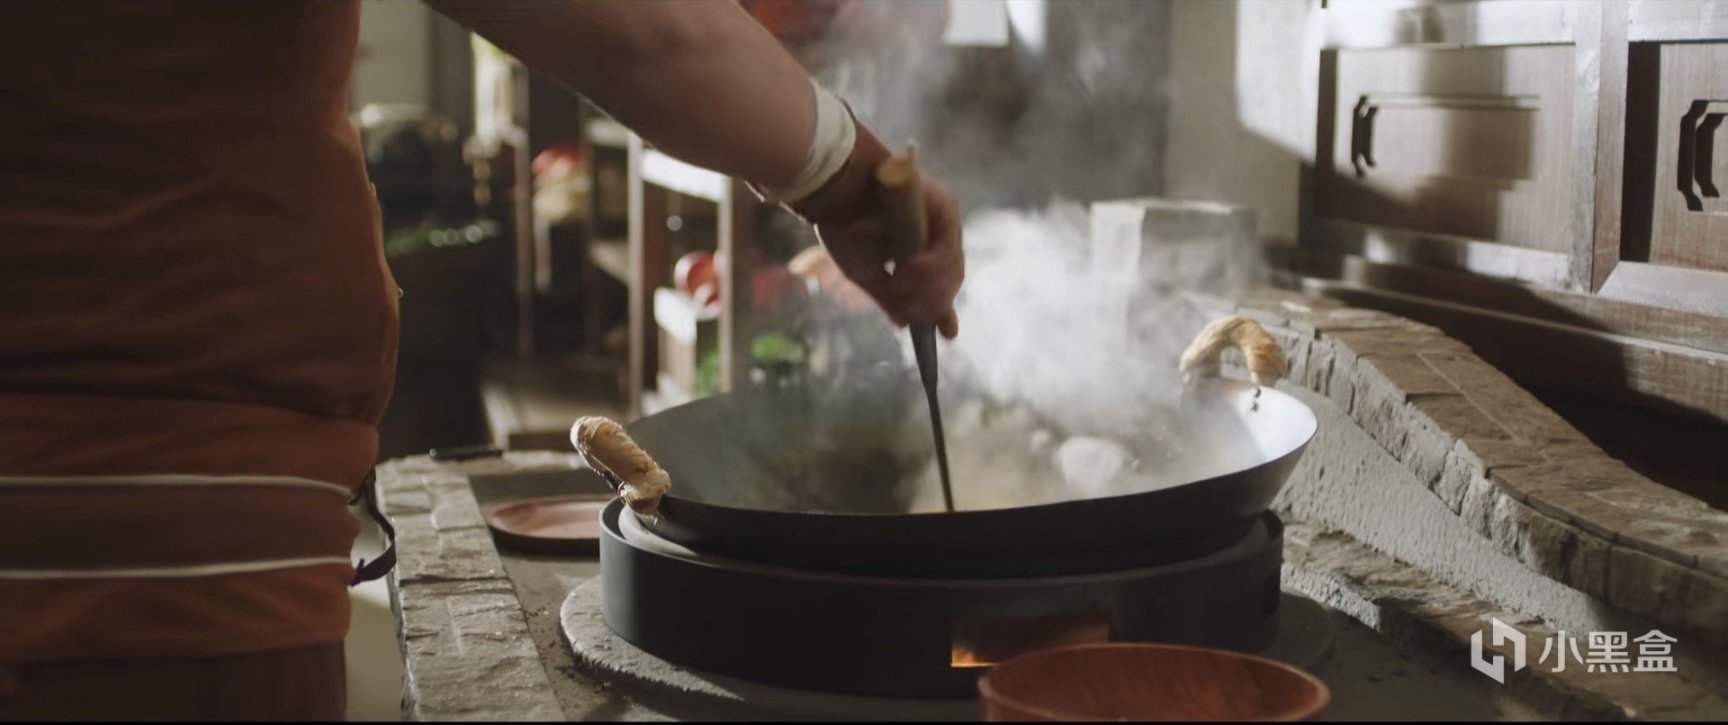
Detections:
[674, 251, 718, 297]
[531, 140, 586, 183]
[692, 281, 722, 315]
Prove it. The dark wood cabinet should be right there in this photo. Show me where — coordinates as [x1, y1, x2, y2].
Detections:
[1639, 43, 1728, 273]
[1318, 46, 1575, 253]
[1292, 0, 1728, 505]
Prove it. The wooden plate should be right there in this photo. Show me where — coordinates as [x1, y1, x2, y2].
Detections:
[486, 495, 614, 556]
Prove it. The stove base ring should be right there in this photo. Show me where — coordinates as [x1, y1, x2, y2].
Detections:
[562, 578, 1334, 720]
[594, 500, 1314, 699]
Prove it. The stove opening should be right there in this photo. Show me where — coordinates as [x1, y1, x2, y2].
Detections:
[950, 612, 1110, 668]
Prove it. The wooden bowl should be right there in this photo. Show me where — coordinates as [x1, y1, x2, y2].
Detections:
[485, 495, 612, 556]
[978, 643, 1330, 722]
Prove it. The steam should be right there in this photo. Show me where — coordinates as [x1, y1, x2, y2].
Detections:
[781, 2, 1270, 511]
[812, 1, 1172, 210]
[941, 203, 1171, 436]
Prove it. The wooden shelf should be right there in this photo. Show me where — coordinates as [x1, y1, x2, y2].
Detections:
[641, 149, 728, 203]
[479, 355, 626, 451]
[586, 117, 632, 150]
[588, 236, 629, 284]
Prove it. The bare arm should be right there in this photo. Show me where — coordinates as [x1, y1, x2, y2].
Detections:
[427, 0, 813, 190]
[428, 0, 965, 336]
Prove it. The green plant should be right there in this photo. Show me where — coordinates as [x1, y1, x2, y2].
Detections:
[384, 220, 497, 259]
[695, 347, 722, 396]
[750, 332, 807, 365]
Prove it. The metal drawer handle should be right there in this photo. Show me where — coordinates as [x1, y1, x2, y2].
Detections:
[1678, 100, 1727, 211]
[1350, 96, 1378, 178]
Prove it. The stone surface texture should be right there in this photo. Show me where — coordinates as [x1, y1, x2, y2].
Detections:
[1283, 522, 1728, 721]
[1197, 289, 1728, 654]
[379, 453, 574, 721]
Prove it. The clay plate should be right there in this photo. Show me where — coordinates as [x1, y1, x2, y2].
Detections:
[486, 495, 614, 556]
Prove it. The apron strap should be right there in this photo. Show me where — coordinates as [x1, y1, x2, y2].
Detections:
[349, 468, 396, 586]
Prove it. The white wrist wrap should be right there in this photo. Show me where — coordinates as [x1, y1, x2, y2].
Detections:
[760, 79, 856, 204]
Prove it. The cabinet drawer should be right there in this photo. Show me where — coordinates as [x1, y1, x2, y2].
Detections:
[1316, 45, 1575, 251]
[1644, 43, 1728, 273]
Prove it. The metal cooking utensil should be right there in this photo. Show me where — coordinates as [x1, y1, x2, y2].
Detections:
[622, 379, 1315, 578]
[875, 146, 955, 513]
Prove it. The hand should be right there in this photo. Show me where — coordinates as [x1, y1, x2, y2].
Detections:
[814, 179, 964, 338]
[788, 246, 877, 313]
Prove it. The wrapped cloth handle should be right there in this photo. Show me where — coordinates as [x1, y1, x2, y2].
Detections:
[875, 148, 929, 260]
[571, 416, 670, 518]
[1179, 315, 1286, 387]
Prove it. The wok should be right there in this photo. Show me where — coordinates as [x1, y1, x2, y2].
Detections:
[617, 374, 1316, 578]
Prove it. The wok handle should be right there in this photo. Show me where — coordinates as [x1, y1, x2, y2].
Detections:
[875, 148, 929, 260]
[571, 417, 670, 518]
[1178, 315, 1286, 387]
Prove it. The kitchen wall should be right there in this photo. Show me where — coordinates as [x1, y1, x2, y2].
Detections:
[1164, 0, 1323, 244]
[353, 1, 432, 109]
[352, 1, 474, 134]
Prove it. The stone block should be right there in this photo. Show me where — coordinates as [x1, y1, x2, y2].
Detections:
[1357, 355, 1458, 397]
[1348, 366, 1410, 454]
[1397, 416, 1453, 490]
[1325, 327, 1469, 360]
[1524, 484, 1626, 544]
[1323, 343, 1357, 413]
[1434, 449, 1478, 513]
[1281, 336, 1315, 387]
[1422, 354, 1587, 448]
[1606, 545, 1728, 649]
[396, 519, 505, 584]
[1459, 474, 1500, 540]
[1490, 464, 1571, 507]
[1457, 436, 1547, 475]
[428, 483, 487, 531]
[1488, 492, 1537, 561]
[1612, 512, 1712, 570]
[1698, 541, 1728, 579]
[1522, 513, 1610, 600]
[1302, 342, 1336, 398]
[381, 488, 433, 518]
[1408, 395, 1515, 442]
[1304, 307, 1423, 333]
[398, 579, 563, 721]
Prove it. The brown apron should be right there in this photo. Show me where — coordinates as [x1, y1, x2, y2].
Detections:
[0, 1, 401, 718]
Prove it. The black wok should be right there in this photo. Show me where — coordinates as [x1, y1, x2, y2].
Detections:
[619, 376, 1316, 578]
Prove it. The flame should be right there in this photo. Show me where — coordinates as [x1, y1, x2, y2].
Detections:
[951, 646, 995, 669]
[950, 613, 1110, 669]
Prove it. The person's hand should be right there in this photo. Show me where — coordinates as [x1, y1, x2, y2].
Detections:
[788, 246, 877, 313]
[786, 120, 964, 338]
[810, 179, 964, 338]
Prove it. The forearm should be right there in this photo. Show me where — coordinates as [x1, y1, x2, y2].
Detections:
[428, 0, 814, 190]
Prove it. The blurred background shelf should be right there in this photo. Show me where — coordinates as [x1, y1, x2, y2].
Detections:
[587, 237, 629, 283]
[480, 355, 627, 452]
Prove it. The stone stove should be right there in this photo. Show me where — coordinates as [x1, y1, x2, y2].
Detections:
[379, 290, 1728, 720]
[377, 447, 1528, 721]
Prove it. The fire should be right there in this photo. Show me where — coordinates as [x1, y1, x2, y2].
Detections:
[951, 646, 995, 669]
[950, 612, 1110, 669]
